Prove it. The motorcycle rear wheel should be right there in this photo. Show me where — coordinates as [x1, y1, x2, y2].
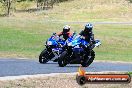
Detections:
[58, 51, 68, 67]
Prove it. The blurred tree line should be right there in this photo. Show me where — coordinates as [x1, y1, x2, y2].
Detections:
[0, 0, 70, 16]
[0, 0, 131, 16]
[128, 0, 132, 3]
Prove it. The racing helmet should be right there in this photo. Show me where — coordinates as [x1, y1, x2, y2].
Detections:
[84, 23, 93, 32]
[63, 25, 70, 33]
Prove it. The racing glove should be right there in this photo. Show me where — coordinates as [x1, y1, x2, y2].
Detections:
[80, 36, 85, 39]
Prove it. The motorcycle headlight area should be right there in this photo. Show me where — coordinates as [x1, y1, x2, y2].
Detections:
[68, 42, 72, 46]
[47, 41, 52, 45]
[95, 42, 101, 47]
[66, 40, 71, 44]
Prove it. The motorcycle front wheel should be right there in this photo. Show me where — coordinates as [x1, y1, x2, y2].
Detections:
[39, 49, 54, 64]
[81, 50, 95, 67]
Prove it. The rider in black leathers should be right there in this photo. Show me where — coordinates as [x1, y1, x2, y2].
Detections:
[79, 23, 95, 50]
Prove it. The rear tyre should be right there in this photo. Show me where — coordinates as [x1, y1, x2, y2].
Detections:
[58, 51, 68, 67]
[39, 49, 53, 64]
[81, 50, 95, 67]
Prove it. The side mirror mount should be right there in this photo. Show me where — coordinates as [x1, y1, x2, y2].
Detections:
[53, 33, 56, 35]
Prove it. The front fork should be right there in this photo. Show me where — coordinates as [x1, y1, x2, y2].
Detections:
[65, 47, 73, 63]
[81, 45, 93, 60]
[45, 45, 55, 58]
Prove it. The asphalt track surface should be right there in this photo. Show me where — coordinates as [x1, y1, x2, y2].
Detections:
[0, 58, 132, 77]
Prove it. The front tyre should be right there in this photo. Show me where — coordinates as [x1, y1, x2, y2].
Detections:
[58, 51, 68, 67]
[81, 50, 95, 67]
[39, 49, 53, 64]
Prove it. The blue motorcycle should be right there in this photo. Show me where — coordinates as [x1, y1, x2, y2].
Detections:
[39, 33, 65, 64]
[58, 35, 101, 67]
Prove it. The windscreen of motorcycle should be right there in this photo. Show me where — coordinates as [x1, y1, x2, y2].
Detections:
[68, 35, 81, 47]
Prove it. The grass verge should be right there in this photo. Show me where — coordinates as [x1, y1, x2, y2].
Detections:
[0, 18, 132, 61]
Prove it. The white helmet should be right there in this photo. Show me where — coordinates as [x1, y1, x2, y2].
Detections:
[63, 25, 70, 33]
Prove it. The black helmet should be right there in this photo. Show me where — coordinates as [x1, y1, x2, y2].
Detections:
[63, 25, 70, 33]
[84, 23, 93, 31]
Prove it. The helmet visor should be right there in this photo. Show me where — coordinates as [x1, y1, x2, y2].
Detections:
[63, 29, 68, 33]
[85, 27, 92, 31]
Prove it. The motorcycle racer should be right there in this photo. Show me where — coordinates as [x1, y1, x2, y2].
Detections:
[79, 23, 95, 42]
[79, 23, 95, 49]
[58, 25, 72, 40]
